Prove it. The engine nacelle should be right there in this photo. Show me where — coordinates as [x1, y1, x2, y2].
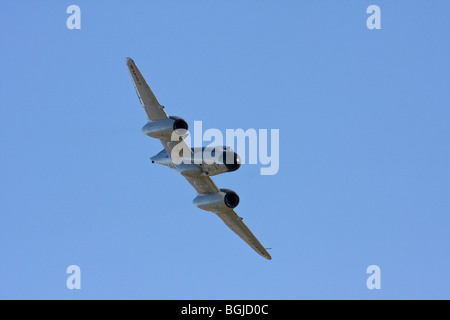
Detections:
[193, 189, 240, 212]
[142, 116, 188, 139]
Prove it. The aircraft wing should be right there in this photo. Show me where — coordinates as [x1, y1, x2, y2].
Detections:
[216, 209, 272, 260]
[160, 143, 271, 259]
[126, 57, 194, 165]
[162, 141, 272, 259]
[185, 172, 271, 259]
[126, 57, 168, 121]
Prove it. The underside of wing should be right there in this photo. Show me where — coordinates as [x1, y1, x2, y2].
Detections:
[184, 175, 220, 194]
[126, 57, 168, 121]
[215, 209, 272, 260]
[161, 139, 270, 259]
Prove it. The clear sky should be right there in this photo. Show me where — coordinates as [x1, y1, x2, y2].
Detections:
[1, 1, 449, 299]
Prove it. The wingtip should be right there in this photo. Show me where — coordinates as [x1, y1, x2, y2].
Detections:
[259, 249, 272, 260]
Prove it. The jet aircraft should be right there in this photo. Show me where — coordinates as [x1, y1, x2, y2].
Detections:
[126, 58, 271, 260]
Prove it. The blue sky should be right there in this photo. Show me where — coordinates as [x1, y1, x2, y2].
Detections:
[1, 1, 449, 299]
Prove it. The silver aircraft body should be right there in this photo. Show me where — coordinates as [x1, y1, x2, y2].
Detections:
[126, 57, 271, 260]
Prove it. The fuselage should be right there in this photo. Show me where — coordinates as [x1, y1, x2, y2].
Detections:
[151, 146, 241, 177]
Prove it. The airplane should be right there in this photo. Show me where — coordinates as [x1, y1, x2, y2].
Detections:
[126, 57, 272, 260]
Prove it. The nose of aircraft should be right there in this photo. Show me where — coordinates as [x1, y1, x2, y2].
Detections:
[224, 152, 241, 172]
